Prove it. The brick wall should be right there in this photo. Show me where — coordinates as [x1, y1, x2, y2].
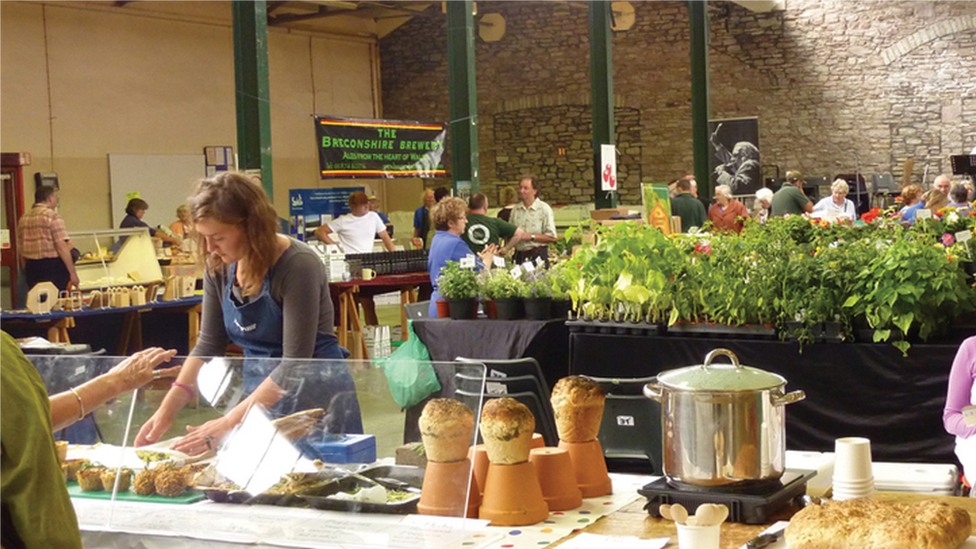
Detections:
[380, 1, 976, 204]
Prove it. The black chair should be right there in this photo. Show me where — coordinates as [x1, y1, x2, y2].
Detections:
[455, 357, 552, 396]
[585, 375, 663, 474]
[872, 174, 898, 208]
[454, 387, 559, 446]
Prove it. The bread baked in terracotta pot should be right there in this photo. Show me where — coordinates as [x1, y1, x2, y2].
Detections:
[550, 376, 606, 443]
[479, 398, 536, 465]
[419, 398, 475, 463]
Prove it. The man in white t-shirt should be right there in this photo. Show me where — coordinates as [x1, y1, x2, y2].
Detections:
[314, 191, 395, 326]
[315, 191, 395, 254]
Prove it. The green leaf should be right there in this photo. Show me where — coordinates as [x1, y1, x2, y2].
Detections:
[842, 295, 860, 308]
[893, 340, 911, 356]
[668, 307, 679, 327]
[873, 329, 891, 343]
[893, 312, 914, 336]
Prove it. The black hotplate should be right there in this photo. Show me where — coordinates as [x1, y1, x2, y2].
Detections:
[639, 469, 816, 525]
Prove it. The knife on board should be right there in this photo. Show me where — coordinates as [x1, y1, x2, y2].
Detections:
[744, 528, 785, 549]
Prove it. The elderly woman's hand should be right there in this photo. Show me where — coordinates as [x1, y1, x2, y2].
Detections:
[478, 244, 500, 268]
[107, 347, 180, 394]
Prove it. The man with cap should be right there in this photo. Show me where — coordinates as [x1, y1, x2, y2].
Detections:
[770, 171, 814, 217]
[367, 191, 394, 237]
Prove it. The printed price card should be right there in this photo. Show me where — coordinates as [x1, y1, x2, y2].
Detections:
[460, 255, 476, 269]
[493, 256, 506, 268]
[522, 261, 536, 273]
[916, 208, 932, 220]
[535, 256, 545, 269]
[510, 265, 523, 278]
[956, 230, 972, 243]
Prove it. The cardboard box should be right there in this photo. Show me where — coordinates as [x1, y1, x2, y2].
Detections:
[590, 208, 629, 221]
[306, 434, 377, 464]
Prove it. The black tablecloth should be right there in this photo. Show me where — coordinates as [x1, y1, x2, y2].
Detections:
[412, 318, 570, 391]
[570, 331, 963, 464]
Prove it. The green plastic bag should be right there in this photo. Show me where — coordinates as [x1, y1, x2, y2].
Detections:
[377, 320, 441, 409]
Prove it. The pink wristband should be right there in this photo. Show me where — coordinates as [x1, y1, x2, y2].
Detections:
[171, 381, 195, 399]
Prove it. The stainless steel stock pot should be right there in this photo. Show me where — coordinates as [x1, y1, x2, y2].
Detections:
[643, 348, 805, 487]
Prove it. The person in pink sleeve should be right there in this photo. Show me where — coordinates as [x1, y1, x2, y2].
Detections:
[943, 336, 976, 494]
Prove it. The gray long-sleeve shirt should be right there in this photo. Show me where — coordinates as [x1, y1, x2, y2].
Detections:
[189, 238, 336, 360]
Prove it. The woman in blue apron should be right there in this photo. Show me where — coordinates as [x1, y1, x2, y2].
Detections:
[135, 172, 362, 455]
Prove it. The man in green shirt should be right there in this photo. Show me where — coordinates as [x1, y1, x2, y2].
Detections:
[462, 193, 527, 254]
[670, 178, 707, 233]
[770, 170, 814, 217]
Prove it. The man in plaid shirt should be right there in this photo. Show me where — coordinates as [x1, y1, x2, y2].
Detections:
[17, 186, 79, 291]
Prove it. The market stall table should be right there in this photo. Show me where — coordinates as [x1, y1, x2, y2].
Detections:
[1, 295, 202, 355]
[330, 272, 431, 358]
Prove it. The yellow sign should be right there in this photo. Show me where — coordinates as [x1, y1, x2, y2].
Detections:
[125, 191, 141, 202]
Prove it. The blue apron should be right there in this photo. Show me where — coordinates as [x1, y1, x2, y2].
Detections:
[221, 263, 362, 433]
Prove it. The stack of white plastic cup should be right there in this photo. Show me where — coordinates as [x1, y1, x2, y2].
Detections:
[833, 437, 874, 501]
[676, 523, 721, 549]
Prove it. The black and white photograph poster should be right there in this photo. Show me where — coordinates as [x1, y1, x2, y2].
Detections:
[709, 117, 761, 196]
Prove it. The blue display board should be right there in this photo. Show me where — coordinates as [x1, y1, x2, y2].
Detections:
[289, 187, 364, 242]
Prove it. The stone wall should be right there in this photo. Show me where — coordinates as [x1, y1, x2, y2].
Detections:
[380, 1, 976, 204]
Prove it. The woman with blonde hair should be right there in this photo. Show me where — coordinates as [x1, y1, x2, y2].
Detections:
[135, 171, 361, 454]
[497, 185, 519, 222]
[921, 188, 949, 216]
[169, 204, 194, 239]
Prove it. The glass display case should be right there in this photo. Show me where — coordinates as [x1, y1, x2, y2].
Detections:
[25, 353, 497, 548]
[69, 228, 164, 290]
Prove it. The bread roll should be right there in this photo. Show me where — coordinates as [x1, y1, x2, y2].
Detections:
[785, 498, 971, 549]
[479, 398, 535, 465]
[419, 398, 475, 462]
[550, 376, 606, 442]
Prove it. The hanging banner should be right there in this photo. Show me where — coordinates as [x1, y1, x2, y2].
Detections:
[708, 117, 761, 196]
[315, 116, 447, 179]
[600, 144, 617, 192]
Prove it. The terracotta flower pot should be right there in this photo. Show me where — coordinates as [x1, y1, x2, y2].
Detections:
[484, 299, 497, 319]
[418, 459, 480, 518]
[479, 461, 549, 526]
[436, 299, 450, 318]
[529, 447, 582, 511]
[468, 444, 490, 497]
[558, 439, 612, 498]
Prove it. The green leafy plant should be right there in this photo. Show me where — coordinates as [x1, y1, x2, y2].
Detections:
[481, 270, 524, 299]
[436, 261, 479, 300]
[521, 270, 552, 299]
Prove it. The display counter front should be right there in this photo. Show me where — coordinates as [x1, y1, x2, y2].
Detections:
[70, 228, 164, 290]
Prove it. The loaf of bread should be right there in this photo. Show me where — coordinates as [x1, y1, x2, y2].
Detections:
[419, 398, 475, 462]
[479, 398, 536, 465]
[550, 376, 606, 443]
[785, 498, 971, 549]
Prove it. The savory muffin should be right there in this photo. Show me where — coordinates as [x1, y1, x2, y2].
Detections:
[550, 376, 606, 443]
[479, 398, 536, 465]
[62, 458, 89, 482]
[155, 469, 187, 497]
[55, 441, 69, 465]
[77, 467, 106, 491]
[100, 468, 132, 492]
[133, 468, 157, 496]
[419, 398, 475, 462]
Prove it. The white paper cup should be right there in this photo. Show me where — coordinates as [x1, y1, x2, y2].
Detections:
[676, 523, 720, 549]
[834, 487, 874, 501]
[833, 437, 873, 482]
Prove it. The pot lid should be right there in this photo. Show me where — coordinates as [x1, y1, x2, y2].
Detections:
[657, 348, 787, 392]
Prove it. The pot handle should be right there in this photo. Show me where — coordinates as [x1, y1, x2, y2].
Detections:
[773, 390, 806, 406]
[643, 382, 663, 402]
[702, 348, 741, 371]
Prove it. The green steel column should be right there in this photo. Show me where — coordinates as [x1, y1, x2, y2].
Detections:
[446, 0, 478, 193]
[688, 1, 711, 200]
[232, 0, 274, 199]
[589, 1, 616, 209]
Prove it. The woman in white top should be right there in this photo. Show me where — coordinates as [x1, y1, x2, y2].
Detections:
[813, 179, 857, 220]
